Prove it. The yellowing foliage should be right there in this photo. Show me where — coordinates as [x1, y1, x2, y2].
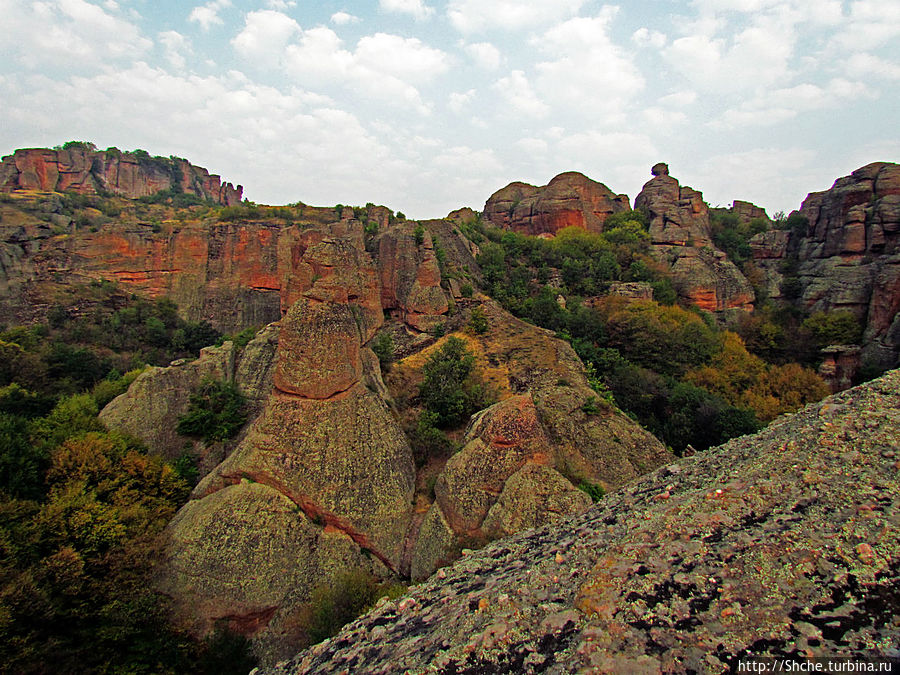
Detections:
[686, 332, 829, 422]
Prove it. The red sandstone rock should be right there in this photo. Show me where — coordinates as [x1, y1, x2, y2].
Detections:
[482, 172, 629, 236]
[0, 147, 242, 205]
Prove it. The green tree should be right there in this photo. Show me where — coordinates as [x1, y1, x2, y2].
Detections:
[419, 337, 491, 427]
[176, 379, 247, 443]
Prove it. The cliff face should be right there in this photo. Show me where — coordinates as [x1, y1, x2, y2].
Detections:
[84, 208, 670, 663]
[0, 147, 243, 205]
[261, 368, 900, 675]
[0, 200, 461, 333]
[482, 172, 630, 236]
[751, 161, 900, 368]
[633, 163, 755, 312]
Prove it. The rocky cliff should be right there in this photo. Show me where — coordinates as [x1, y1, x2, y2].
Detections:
[0, 147, 243, 205]
[751, 162, 900, 369]
[482, 172, 629, 236]
[634, 163, 755, 312]
[88, 214, 672, 664]
[0, 196, 458, 333]
[261, 368, 900, 674]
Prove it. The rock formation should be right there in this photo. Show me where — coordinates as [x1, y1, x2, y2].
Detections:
[635, 164, 755, 312]
[394, 300, 672, 582]
[0, 147, 243, 205]
[482, 172, 629, 236]
[261, 368, 900, 674]
[750, 162, 900, 369]
[157, 228, 418, 664]
[99, 324, 278, 472]
[0, 193, 464, 333]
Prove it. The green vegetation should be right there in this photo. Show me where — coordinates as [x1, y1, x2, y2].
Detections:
[468, 306, 488, 334]
[371, 332, 395, 369]
[176, 379, 247, 443]
[709, 211, 769, 267]
[413, 223, 425, 245]
[0, 282, 258, 672]
[419, 336, 492, 428]
[577, 480, 605, 502]
[471, 216, 832, 454]
[293, 569, 405, 648]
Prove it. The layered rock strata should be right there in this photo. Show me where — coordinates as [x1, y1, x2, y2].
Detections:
[0, 147, 242, 204]
[751, 162, 900, 369]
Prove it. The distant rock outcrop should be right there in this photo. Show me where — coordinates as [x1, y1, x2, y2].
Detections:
[0, 147, 243, 205]
[750, 162, 900, 369]
[635, 165, 755, 312]
[482, 172, 629, 236]
[261, 368, 900, 675]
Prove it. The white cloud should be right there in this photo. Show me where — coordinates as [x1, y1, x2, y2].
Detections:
[492, 70, 549, 118]
[659, 90, 697, 107]
[188, 0, 231, 31]
[514, 137, 549, 155]
[715, 79, 873, 128]
[158, 30, 192, 70]
[0, 0, 151, 67]
[447, 0, 585, 33]
[265, 0, 296, 8]
[448, 89, 475, 114]
[231, 10, 300, 66]
[665, 11, 795, 94]
[844, 53, 900, 80]
[379, 0, 434, 20]
[692, 147, 819, 214]
[533, 12, 644, 118]
[331, 11, 360, 25]
[835, 0, 900, 48]
[465, 42, 502, 70]
[243, 27, 450, 113]
[632, 27, 667, 48]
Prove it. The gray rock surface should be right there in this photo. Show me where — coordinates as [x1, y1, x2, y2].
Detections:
[261, 368, 900, 674]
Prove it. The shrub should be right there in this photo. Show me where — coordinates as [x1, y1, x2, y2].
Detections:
[460, 283, 474, 298]
[371, 332, 394, 369]
[176, 379, 247, 443]
[419, 336, 491, 428]
[298, 569, 401, 647]
[468, 306, 488, 334]
[413, 224, 425, 245]
[577, 480, 605, 502]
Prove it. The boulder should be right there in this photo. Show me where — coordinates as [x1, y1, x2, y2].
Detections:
[482, 172, 629, 236]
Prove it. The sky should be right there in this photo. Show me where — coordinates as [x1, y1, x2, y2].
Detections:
[1, 0, 898, 219]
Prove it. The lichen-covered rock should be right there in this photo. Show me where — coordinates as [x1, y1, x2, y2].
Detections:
[196, 383, 416, 566]
[261, 369, 900, 675]
[482, 172, 629, 236]
[481, 462, 591, 539]
[406, 301, 672, 580]
[99, 325, 279, 471]
[159, 479, 378, 666]
[99, 341, 236, 461]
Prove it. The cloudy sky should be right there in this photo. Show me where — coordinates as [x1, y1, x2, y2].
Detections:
[1, 0, 898, 218]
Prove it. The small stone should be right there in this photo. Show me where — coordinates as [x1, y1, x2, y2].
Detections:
[555, 552, 565, 564]
[856, 543, 875, 561]
[477, 598, 489, 611]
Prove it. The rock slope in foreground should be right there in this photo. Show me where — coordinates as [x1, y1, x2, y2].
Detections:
[262, 369, 900, 674]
